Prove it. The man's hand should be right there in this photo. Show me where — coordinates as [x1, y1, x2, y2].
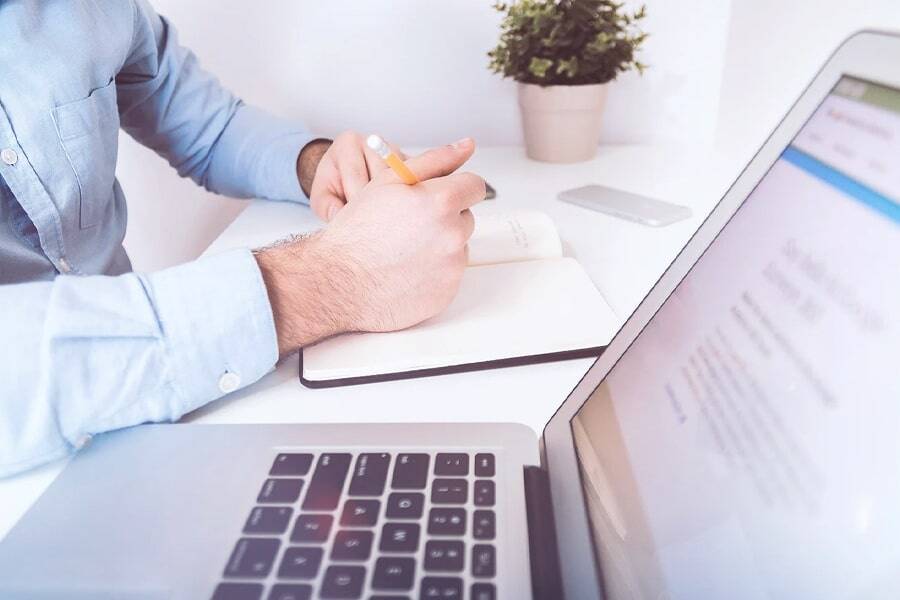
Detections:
[297, 131, 407, 223]
[260, 138, 484, 357]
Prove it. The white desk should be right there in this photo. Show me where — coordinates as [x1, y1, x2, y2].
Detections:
[0, 144, 739, 540]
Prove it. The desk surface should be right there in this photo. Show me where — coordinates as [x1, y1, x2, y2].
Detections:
[0, 144, 739, 540]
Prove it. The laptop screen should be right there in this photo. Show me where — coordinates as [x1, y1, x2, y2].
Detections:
[572, 76, 900, 600]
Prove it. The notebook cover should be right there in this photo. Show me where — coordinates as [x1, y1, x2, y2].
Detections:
[298, 345, 605, 388]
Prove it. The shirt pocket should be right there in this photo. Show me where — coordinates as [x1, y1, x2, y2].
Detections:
[52, 79, 120, 229]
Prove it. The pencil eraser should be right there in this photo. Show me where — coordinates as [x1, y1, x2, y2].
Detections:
[366, 134, 387, 155]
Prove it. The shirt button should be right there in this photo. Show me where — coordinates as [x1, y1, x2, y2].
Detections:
[58, 258, 72, 273]
[218, 371, 241, 394]
[1, 148, 18, 166]
[74, 434, 92, 449]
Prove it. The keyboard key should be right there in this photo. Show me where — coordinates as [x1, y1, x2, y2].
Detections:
[369, 597, 410, 600]
[223, 538, 280, 578]
[257, 478, 304, 504]
[348, 453, 391, 496]
[277, 546, 323, 579]
[379, 522, 420, 553]
[303, 453, 352, 511]
[474, 453, 495, 478]
[471, 582, 496, 600]
[427, 508, 466, 536]
[290, 514, 333, 543]
[268, 584, 312, 600]
[331, 530, 374, 561]
[385, 492, 424, 519]
[471, 544, 496, 578]
[434, 453, 468, 476]
[212, 582, 263, 600]
[424, 540, 464, 572]
[372, 556, 416, 590]
[340, 499, 380, 527]
[270, 453, 313, 476]
[391, 454, 429, 489]
[321, 565, 366, 599]
[419, 577, 462, 600]
[474, 480, 495, 507]
[244, 506, 293, 534]
[472, 510, 495, 540]
[430, 479, 467, 504]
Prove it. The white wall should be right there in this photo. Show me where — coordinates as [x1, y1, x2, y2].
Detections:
[119, 0, 731, 271]
[717, 0, 900, 165]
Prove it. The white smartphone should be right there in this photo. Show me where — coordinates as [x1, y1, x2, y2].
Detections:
[558, 184, 692, 227]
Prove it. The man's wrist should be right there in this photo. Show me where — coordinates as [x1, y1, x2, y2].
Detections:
[296, 138, 332, 197]
[254, 233, 363, 358]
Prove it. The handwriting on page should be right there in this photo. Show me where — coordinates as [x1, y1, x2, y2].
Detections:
[505, 217, 531, 248]
[467, 211, 563, 267]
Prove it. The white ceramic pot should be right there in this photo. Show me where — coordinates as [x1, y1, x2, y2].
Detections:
[517, 82, 608, 163]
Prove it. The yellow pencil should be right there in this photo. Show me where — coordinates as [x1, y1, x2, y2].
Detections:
[366, 134, 418, 185]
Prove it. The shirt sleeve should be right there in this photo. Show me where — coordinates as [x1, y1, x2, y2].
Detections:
[0, 249, 279, 477]
[115, 0, 314, 203]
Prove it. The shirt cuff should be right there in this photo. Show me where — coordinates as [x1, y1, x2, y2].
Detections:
[255, 128, 314, 204]
[207, 103, 315, 204]
[144, 248, 279, 417]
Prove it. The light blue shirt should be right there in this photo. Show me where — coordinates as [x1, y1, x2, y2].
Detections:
[0, 0, 314, 476]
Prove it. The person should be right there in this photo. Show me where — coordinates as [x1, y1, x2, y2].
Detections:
[0, 1, 485, 476]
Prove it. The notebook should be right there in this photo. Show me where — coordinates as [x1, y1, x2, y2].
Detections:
[299, 210, 620, 387]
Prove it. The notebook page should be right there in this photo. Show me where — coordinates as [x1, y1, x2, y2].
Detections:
[302, 257, 620, 381]
[467, 211, 563, 267]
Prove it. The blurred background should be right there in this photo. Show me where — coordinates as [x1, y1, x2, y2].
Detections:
[119, 0, 900, 271]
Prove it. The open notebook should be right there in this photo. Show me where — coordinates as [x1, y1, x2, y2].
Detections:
[300, 210, 620, 387]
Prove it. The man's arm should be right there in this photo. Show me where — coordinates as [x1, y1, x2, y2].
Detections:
[0, 141, 483, 477]
[116, 0, 314, 202]
[117, 2, 410, 221]
[0, 249, 278, 477]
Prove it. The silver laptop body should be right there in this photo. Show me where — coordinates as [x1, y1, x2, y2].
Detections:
[1, 30, 899, 600]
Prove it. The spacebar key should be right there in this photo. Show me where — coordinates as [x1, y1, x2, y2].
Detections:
[303, 453, 352, 511]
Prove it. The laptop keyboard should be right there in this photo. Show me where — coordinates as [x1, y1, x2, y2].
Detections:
[212, 451, 499, 600]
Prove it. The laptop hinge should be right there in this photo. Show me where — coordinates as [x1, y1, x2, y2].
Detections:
[523, 465, 565, 600]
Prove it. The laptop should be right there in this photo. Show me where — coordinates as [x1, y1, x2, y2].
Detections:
[1, 30, 899, 600]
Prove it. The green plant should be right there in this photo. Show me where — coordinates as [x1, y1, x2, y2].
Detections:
[488, 0, 647, 86]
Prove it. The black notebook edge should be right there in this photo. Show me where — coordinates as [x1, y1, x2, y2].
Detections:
[298, 345, 606, 389]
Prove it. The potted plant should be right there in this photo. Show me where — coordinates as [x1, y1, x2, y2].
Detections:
[489, 0, 647, 163]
